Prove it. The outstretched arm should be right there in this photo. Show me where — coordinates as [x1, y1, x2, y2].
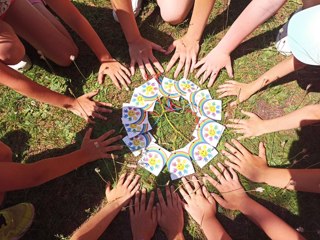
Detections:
[166, 0, 215, 78]
[0, 129, 123, 192]
[45, 0, 131, 89]
[205, 164, 305, 240]
[111, 0, 165, 79]
[223, 139, 320, 193]
[71, 173, 140, 240]
[195, 0, 287, 86]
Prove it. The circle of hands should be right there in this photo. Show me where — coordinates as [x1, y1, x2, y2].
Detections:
[97, 136, 269, 239]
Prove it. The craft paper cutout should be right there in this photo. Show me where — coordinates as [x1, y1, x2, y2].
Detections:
[123, 133, 154, 153]
[194, 119, 225, 147]
[198, 99, 222, 120]
[189, 89, 212, 112]
[138, 143, 169, 176]
[159, 77, 180, 100]
[122, 106, 147, 124]
[167, 151, 195, 180]
[137, 78, 160, 101]
[123, 121, 152, 138]
[187, 140, 218, 168]
[175, 78, 200, 99]
[129, 89, 156, 112]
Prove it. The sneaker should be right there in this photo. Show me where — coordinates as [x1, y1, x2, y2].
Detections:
[0, 203, 35, 240]
[113, 0, 143, 22]
[8, 55, 32, 72]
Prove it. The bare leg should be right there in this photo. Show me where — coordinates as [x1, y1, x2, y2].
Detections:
[0, 21, 25, 65]
[0, 141, 13, 205]
[157, 0, 194, 25]
[4, 0, 78, 66]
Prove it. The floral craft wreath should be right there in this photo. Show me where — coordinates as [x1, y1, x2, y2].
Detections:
[122, 77, 225, 180]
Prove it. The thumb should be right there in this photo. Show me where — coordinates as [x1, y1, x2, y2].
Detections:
[230, 100, 238, 107]
[150, 42, 166, 53]
[241, 110, 258, 118]
[211, 193, 228, 209]
[105, 181, 111, 195]
[165, 43, 176, 55]
[83, 89, 99, 99]
[226, 62, 233, 78]
[83, 127, 93, 141]
[258, 142, 267, 160]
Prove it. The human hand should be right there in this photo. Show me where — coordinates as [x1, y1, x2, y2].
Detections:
[80, 128, 123, 161]
[179, 176, 216, 226]
[157, 186, 184, 240]
[105, 172, 140, 207]
[130, 189, 157, 240]
[195, 47, 233, 87]
[165, 35, 200, 79]
[222, 139, 268, 183]
[217, 80, 256, 106]
[98, 59, 131, 91]
[227, 110, 266, 139]
[204, 163, 249, 211]
[128, 37, 165, 80]
[70, 90, 112, 123]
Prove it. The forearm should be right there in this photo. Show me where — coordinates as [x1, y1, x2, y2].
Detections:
[111, 0, 141, 43]
[201, 218, 231, 240]
[71, 202, 122, 240]
[0, 63, 76, 110]
[46, 0, 112, 62]
[239, 198, 305, 240]
[262, 168, 320, 193]
[185, 0, 215, 41]
[216, 0, 286, 53]
[261, 104, 320, 134]
[0, 149, 91, 191]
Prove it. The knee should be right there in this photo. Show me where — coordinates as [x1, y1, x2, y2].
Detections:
[54, 44, 79, 67]
[0, 36, 25, 65]
[160, 9, 186, 25]
[0, 142, 13, 162]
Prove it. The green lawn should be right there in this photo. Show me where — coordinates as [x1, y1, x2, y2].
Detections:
[1, 0, 320, 239]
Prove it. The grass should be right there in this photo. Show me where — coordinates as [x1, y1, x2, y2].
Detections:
[1, 0, 320, 239]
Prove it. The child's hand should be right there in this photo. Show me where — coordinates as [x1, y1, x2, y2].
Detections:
[130, 189, 157, 240]
[80, 128, 123, 161]
[204, 163, 249, 211]
[128, 36, 165, 80]
[179, 176, 216, 226]
[217, 80, 256, 106]
[70, 89, 112, 123]
[195, 47, 233, 87]
[156, 186, 184, 240]
[222, 139, 268, 183]
[165, 35, 200, 79]
[105, 172, 140, 207]
[98, 60, 131, 91]
[227, 110, 266, 139]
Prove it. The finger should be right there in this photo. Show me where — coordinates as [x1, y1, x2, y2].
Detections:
[190, 54, 197, 72]
[134, 191, 140, 213]
[226, 123, 244, 129]
[203, 186, 215, 204]
[83, 128, 93, 141]
[230, 100, 238, 107]
[231, 139, 251, 157]
[121, 65, 132, 77]
[137, 60, 148, 80]
[229, 167, 239, 181]
[259, 142, 267, 159]
[147, 191, 155, 212]
[157, 188, 166, 207]
[165, 185, 173, 207]
[174, 58, 185, 78]
[84, 90, 99, 99]
[141, 188, 146, 211]
[130, 59, 136, 76]
[221, 149, 241, 165]
[224, 142, 244, 160]
[183, 58, 191, 79]
[208, 71, 219, 88]
[217, 162, 232, 181]
[101, 135, 123, 146]
[115, 72, 129, 91]
[108, 72, 121, 90]
[129, 199, 134, 219]
[228, 119, 246, 125]
[203, 174, 219, 188]
[156, 203, 161, 222]
[150, 41, 166, 53]
[178, 186, 191, 203]
[128, 175, 140, 191]
[166, 54, 179, 72]
[195, 64, 207, 79]
[200, 70, 211, 85]
[152, 206, 157, 224]
[211, 192, 228, 208]
[165, 43, 176, 55]
[143, 58, 156, 76]
[224, 160, 241, 172]
[132, 183, 140, 195]
[102, 153, 119, 159]
[118, 173, 126, 185]
[192, 176, 203, 196]
[194, 58, 205, 69]
[209, 165, 225, 184]
[226, 62, 233, 78]
[149, 55, 164, 74]
[181, 177, 194, 195]
[218, 92, 235, 99]
[96, 101, 113, 108]
[123, 172, 135, 187]
[97, 129, 116, 142]
[92, 111, 108, 121]
[241, 110, 258, 118]
[104, 145, 123, 153]
[105, 181, 111, 195]
[170, 185, 178, 207]
[98, 70, 105, 84]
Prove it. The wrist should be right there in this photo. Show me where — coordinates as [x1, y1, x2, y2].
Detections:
[127, 34, 142, 44]
[99, 53, 113, 63]
[237, 196, 255, 214]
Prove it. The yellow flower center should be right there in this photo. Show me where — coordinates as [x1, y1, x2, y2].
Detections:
[209, 105, 216, 112]
[145, 86, 154, 94]
[128, 110, 135, 117]
[208, 126, 216, 136]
